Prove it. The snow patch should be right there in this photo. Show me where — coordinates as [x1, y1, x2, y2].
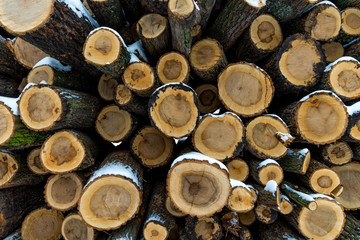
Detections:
[264, 180, 278, 196]
[324, 56, 358, 72]
[283, 184, 315, 202]
[128, 40, 149, 63]
[33, 57, 72, 71]
[246, 0, 266, 8]
[58, 0, 99, 27]
[310, 193, 335, 201]
[283, 233, 297, 240]
[299, 90, 342, 103]
[230, 179, 251, 192]
[347, 101, 360, 116]
[258, 159, 279, 169]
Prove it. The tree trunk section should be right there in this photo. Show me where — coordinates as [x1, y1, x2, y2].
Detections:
[114, 84, 148, 116]
[0, 36, 27, 80]
[278, 148, 311, 175]
[88, 0, 125, 31]
[185, 214, 223, 240]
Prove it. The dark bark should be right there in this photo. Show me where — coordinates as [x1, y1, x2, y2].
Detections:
[0, 75, 19, 97]
[88, 0, 126, 31]
[0, 36, 27, 80]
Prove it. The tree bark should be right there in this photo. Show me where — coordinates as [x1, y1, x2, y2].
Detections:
[88, 0, 126, 31]
[0, 36, 27, 80]
[278, 148, 311, 175]
[0, 75, 19, 97]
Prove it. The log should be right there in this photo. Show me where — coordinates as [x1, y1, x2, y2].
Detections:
[278, 90, 348, 144]
[278, 193, 294, 215]
[206, 0, 266, 50]
[27, 147, 49, 175]
[95, 105, 138, 143]
[0, 75, 19, 97]
[97, 74, 118, 101]
[281, 181, 318, 210]
[114, 84, 148, 116]
[61, 213, 95, 240]
[140, 0, 168, 16]
[131, 126, 174, 168]
[78, 150, 143, 230]
[185, 215, 222, 240]
[143, 182, 177, 240]
[217, 62, 274, 117]
[40, 130, 100, 174]
[18, 85, 101, 131]
[238, 211, 256, 226]
[0, 185, 44, 238]
[321, 41, 344, 63]
[338, 214, 360, 240]
[87, 0, 125, 31]
[278, 148, 311, 175]
[192, 112, 245, 161]
[0, 0, 99, 75]
[167, 0, 200, 56]
[227, 179, 255, 213]
[331, 0, 360, 10]
[156, 52, 190, 85]
[118, 0, 143, 23]
[350, 141, 360, 160]
[344, 36, 360, 59]
[234, 14, 283, 63]
[21, 208, 64, 240]
[320, 141, 353, 165]
[189, 38, 227, 82]
[167, 152, 230, 217]
[338, 7, 360, 45]
[257, 220, 306, 240]
[136, 14, 171, 61]
[256, 181, 281, 211]
[83, 27, 130, 79]
[263, 34, 325, 97]
[285, 194, 345, 240]
[246, 114, 292, 160]
[194, 84, 220, 114]
[221, 211, 252, 240]
[248, 159, 284, 186]
[226, 158, 249, 182]
[165, 197, 186, 218]
[254, 204, 278, 224]
[148, 83, 199, 138]
[343, 94, 360, 142]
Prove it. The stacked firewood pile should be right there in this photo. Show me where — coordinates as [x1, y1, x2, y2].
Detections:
[1, 0, 360, 239]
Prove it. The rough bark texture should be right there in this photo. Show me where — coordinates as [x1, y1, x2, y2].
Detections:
[0, 75, 19, 97]
[257, 220, 306, 240]
[140, 0, 168, 16]
[331, 0, 360, 10]
[0, 36, 27, 80]
[197, 0, 216, 30]
[119, 0, 143, 23]
[114, 84, 148, 116]
[278, 148, 310, 175]
[88, 0, 125, 31]
[345, 38, 360, 59]
[338, 214, 360, 240]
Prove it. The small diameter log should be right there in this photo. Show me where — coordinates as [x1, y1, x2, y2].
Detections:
[279, 90, 348, 144]
[338, 214, 360, 240]
[114, 84, 148, 116]
[221, 211, 252, 240]
[238, 211, 256, 226]
[19, 85, 101, 131]
[206, 0, 266, 50]
[0, 150, 44, 189]
[0, 185, 44, 238]
[321, 41, 344, 63]
[218, 62, 274, 117]
[96, 105, 137, 143]
[281, 181, 318, 211]
[192, 112, 245, 161]
[257, 180, 281, 211]
[0, 0, 99, 75]
[165, 197, 186, 218]
[78, 150, 143, 230]
[21, 208, 64, 240]
[278, 148, 311, 175]
[332, 162, 360, 210]
[83, 27, 130, 79]
[27, 148, 48, 175]
[338, 7, 360, 44]
[228, 179, 255, 213]
[194, 84, 220, 114]
[246, 114, 292, 160]
[40, 130, 99, 174]
[97, 74, 118, 101]
[234, 14, 283, 63]
[167, 152, 231, 217]
[321, 141, 353, 165]
[45, 173, 83, 211]
[298, 158, 341, 196]
[249, 159, 284, 186]
[149, 83, 199, 138]
[143, 183, 177, 240]
[185, 215, 222, 240]
[285, 194, 345, 240]
[331, 0, 360, 10]
[88, 0, 125, 31]
[156, 52, 190, 85]
[136, 14, 171, 61]
[279, 193, 294, 215]
[254, 204, 278, 224]
[0, 75, 19, 97]
[122, 62, 157, 97]
[189, 38, 227, 82]
[257, 220, 306, 240]
[226, 158, 249, 182]
[140, 0, 168, 16]
[131, 126, 174, 168]
[167, 0, 200, 56]
[61, 213, 95, 240]
[263, 34, 325, 96]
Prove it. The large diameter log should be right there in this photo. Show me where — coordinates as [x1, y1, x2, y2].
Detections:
[185, 215, 222, 240]
[61, 213, 95, 240]
[321, 141, 352, 165]
[88, 0, 125, 31]
[0, 185, 44, 238]
[206, 0, 266, 50]
[322, 41, 344, 63]
[149, 83, 199, 138]
[114, 84, 148, 116]
[228, 179, 255, 213]
[18, 85, 101, 131]
[0, 0, 99, 75]
[285, 194, 345, 240]
[83, 27, 130, 79]
[156, 52, 190, 85]
[226, 158, 249, 182]
[167, 152, 230, 217]
[279, 90, 348, 144]
[278, 148, 311, 175]
[21, 208, 64, 240]
[257, 220, 306, 240]
[78, 150, 143, 230]
[248, 159, 284, 186]
[218, 62, 274, 117]
[281, 181, 318, 211]
[194, 84, 220, 114]
[27, 148, 49, 175]
[246, 114, 292, 160]
[0, 75, 19, 97]
[263, 34, 325, 96]
[192, 112, 245, 161]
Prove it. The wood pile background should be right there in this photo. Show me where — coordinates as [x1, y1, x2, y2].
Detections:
[1, 0, 360, 239]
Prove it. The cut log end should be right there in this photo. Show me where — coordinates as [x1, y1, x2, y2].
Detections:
[0, 151, 17, 188]
[143, 222, 168, 240]
[21, 208, 64, 240]
[114, 84, 132, 106]
[218, 62, 274, 117]
[165, 197, 186, 217]
[137, 13, 168, 39]
[96, 105, 133, 142]
[40, 130, 86, 174]
[341, 7, 360, 35]
[308, 6, 341, 41]
[27, 148, 48, 175]
[279, 196, 294, 215]
[239, 211, 256, 226]
[45, 173, 83, 211]
[27, 65, 55, 85]
[250, 14, 282, 51]
[322, 42, 344, 63]
[228, 182, 255, 213]
[13, 38, 49, 69]
[61, 214, 95, 240]
[156, 52, 189, 85]
[19, 85, 62, 131]
[98, 74, 118, 101]
[168, 0, 195, 17]
[322, 141, 352, 165]
[123, 62, 155, 94]
[0, 103, 14, 145]
[189, 38, 224, 72]
[310, 168, 341, 195]
[255, 204, 278, 224]
[195, 84, 220, 114]
[350, 119, 360, 140]
[193, 217, 221, 240]
[226, 158, 249, 182]
[259, 162, 284, 185]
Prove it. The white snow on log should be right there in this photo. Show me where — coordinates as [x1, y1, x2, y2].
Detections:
[33, 57, 72, 72]
[265, 114, 288, 127]
[145, 213, 165, 225]
[89, 26, 126, 47]
[257, 159, 279, 169]
[171, 151, 228, 172]
[283, 233, 297, 240]
[230, 179, 251, 192]
[128, 40, 149, 63]
[111, 141, 122, 147]
[299, 90, 342, 103]
[288, 148, 309, 157]
[347, 101, 360, 116]
[264, 180, 278, 196]
[247, 184, 258, 195]
[324, 56, 358, 72]
[193, 0, 200, 11]
[276, 132, 294, 143]
[283, 184, 315, 202]
[213, 108, 221, 114]
[246, 0, 266, 8]
[280, 193, 291, 202]
[313, 0, 337, 8]
[0, 97, 18, 115]
[310, 193, 335, 201]
[58, 0, 99, 27]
